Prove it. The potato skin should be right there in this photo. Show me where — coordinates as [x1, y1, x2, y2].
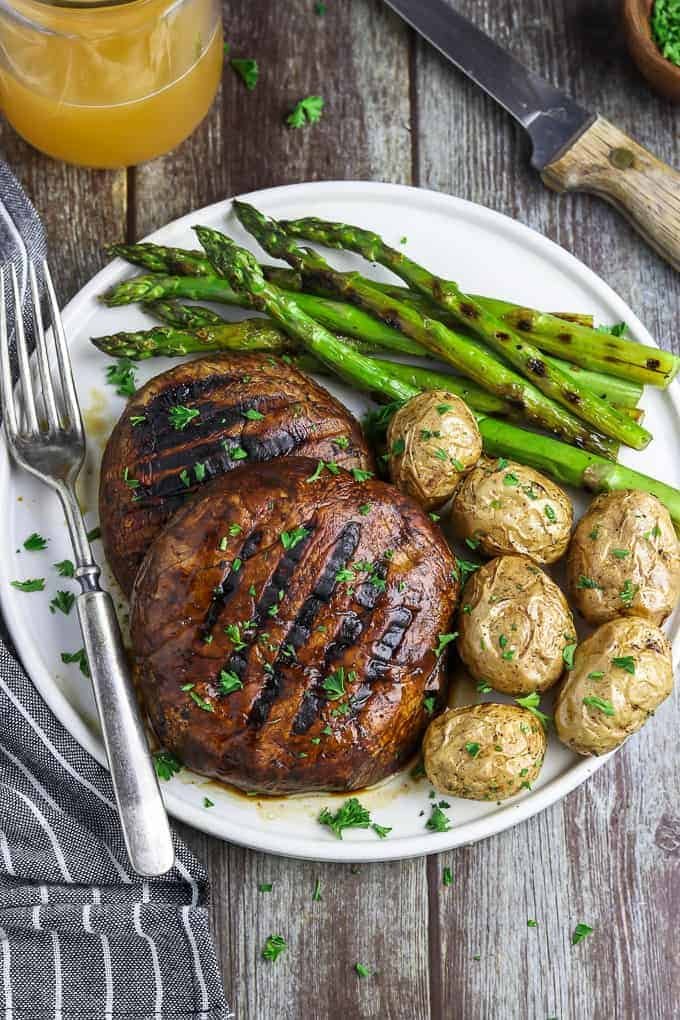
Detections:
[554, 617, 673, 756]
[387, 390, 481, 510]
[567, 490, 680, 626]
[457, 555, 575, 696]
[423, 703, 547, 801]
[449, 457, 573, 564]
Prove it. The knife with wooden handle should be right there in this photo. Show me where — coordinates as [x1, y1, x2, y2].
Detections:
[385, 0, 680, 271]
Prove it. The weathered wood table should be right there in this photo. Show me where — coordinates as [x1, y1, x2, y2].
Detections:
[2, 1, 678, 1016]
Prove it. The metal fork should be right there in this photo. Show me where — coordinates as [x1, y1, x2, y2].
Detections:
[0, 261, 174, 877]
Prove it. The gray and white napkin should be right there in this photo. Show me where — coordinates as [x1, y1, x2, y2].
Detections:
[0, 159, 232, 1019]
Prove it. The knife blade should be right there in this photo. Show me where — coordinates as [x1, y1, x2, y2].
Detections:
[384, 0, 680, 270]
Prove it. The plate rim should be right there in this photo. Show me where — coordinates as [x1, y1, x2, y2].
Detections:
[0, 179, 677, 862]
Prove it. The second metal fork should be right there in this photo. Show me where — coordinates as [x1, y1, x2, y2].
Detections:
[0, 261, 174, 877]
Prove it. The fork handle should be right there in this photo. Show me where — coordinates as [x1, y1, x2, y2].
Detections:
[76, 590, 175, 876]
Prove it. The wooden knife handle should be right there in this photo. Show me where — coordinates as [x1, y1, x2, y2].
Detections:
[541, 115, 680, 271]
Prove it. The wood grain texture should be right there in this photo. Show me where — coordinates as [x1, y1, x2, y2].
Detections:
[2, 0, 678, 1017]
[542, 115, 680, 270]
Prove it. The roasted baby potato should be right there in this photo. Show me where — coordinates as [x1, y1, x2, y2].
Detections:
[423, 702, 547, 801]
[457, 555, 575, 695]
[386, 390, 482, 509]
[449, 457, 573, 564]
[554, 616, 673, 756]
[567, 490, 680, 626]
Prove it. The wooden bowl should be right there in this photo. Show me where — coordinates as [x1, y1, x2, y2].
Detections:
[623, 0, 680, 102]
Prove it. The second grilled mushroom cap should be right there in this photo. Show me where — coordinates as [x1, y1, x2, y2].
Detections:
[386, 390, 482, 510]
[567, 490, 680, 626]
[449, 457, 573, 564]
[457, 555, 576, 696]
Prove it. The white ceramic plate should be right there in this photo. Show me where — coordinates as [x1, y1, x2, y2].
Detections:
[1, 182, 678, 862]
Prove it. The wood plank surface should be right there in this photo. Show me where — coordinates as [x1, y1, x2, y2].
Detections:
[2, 0, 678, 1017]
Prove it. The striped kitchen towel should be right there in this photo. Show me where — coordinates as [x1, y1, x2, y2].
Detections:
[0, 163, 232, 1017]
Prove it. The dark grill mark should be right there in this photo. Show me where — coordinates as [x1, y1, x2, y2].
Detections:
[250, 523, 362, 729]
[527, 357, 546, 376]
[646, 358, 661, 371]
[517, 319, 532, 332]
[565, 391, 581, 404]
[200, 530, 263, 641]
[496, 331, 510, 341]
[557, 332, 572, 343]
[460, 302, 480, 319]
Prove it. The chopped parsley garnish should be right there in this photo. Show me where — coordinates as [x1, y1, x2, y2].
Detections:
[476, 680, 492, 694]
[426, 804, 451, 833]
[87, 526, 101, 542]
[49, 590, 75, 616]
[122, 466, 139, 490]
[612, 655, 635, 674]
[243, 406, 265, 420]
[230, 58, 259, 90]
[219, 536, 228, 552]
[371, 822, 392, 839]
[153, 750, 183, 781]
[189, 690, 214, 713]
[322, 666, 346, 701]
[612, 548, 629, 559]
[619, 580, 639, 606]
[318, 797, 371, 839]
[515, 692, 551, 730]
[23, 532, 47, 551]
[218, 670, 244, 694]
[168, 405, 200, 430]
[258, 882, 273, 893]
[652, 0, 680, 65]
[588, 671, 605, 680]
[358, 503, 372, 516]
[456, 558, 480, 586]
[262, 934, 287, 961]
[355, 963, 371, 978]
[335, 567, 356, 583]
[333, 436, 350, 449]
[436, 403, 453, 415]
[583, 696, 615, 716]
[423, 695, 436, 715]
[434, 447, 448, 461]
[194, 462, 207, 483]
[54, 559, 75, 578]
[130, 415, 146, 427]
[544, 505, 557, 523]
[228, 523, 242, 537]
[280, 526, 309, 550]
[588, 526, 600, 541]
[596, 321, 627, 336]
[179, 468, 191, 488]
[351, 467, 374, 482]
[434, 632, 458, 657]
[503, 472, 519, 486]
[11, 578, 45, 592]
[105, 358, 137, 397]
[230, 446, 248, 461]
[203, 797, 214, 808]
[61, 648, 90, 678]
[465, 536, 480, 550]
[576, 575, 602, 590]
[443, 866, 453, 887]
[312, 878, 322, 901]
[391, 438, 406, 456]
[465, 742, 480, 758]
[571, 922, 593, 945]
[429, 512, 441, 522]
[286, 95, 325, 127]
[562, 643, 577, 670]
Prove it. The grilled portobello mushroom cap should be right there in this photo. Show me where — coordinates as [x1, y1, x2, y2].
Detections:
[131, 457, 458, 794]
[99, 353, 373, 595]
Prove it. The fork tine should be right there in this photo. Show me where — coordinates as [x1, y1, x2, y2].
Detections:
[0, 273, 18, 439]
[10, 264, 39, 434]
[42, 260, 83, 438]
[29, 262, 60, 432]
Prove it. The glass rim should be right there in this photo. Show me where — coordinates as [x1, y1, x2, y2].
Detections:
[0, 0, 194, 35]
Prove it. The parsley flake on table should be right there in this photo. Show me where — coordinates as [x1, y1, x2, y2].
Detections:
[219, 670, 244, 695]
[153, 750, 183, 781]
[434, 632, 458, 657]
[23, 532, 47, 551]
[318, 797, 371, 839]
[258, 882, 273, 893]
[61, 648, 90, 678]
[230, 58, 259, 91]
[168, 405, 200, 430]
[515, 692, 551, 730]
[49, 590, 75, 616]
[583, 696, 615, 716]
[312, 878, 322, 901]
[262, 934, 287, 962]
[443, 866, 453, 886]
[426, 803, 451, 833]
[571, 922, 593, 945]
[280, 526, 309, 550]
[527, 919, 538, 928]
[54, 559, 75, 578]
[286, 95, 324, 128]
[105, 358, 137, 397]
[612, 655, 636, 674]
[11, 578, 45, 593]
[355, 963, 371, 978]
